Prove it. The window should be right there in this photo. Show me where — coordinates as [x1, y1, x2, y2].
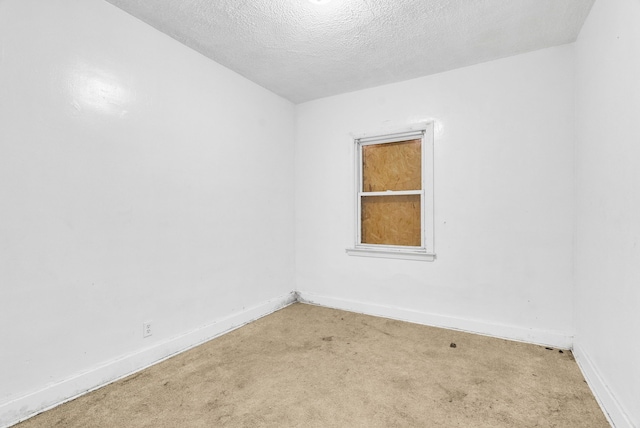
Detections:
[346, 123, 435, 261]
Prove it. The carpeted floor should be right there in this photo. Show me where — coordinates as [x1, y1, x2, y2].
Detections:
[15, 303, 609, 427]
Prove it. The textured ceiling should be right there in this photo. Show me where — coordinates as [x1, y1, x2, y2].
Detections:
[104, 0, 595, 104]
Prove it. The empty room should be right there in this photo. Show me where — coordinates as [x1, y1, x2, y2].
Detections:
[1, 0, 638, 426]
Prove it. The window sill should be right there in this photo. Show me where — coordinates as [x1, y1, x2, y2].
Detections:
[346, 247, 436, 262]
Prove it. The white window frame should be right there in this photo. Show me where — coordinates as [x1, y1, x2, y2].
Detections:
[346, 122, 435, 261]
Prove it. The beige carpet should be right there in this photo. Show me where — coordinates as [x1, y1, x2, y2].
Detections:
[16, 303, 609, 427]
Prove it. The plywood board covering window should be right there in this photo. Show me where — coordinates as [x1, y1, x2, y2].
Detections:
[347, 123, 435, 261]
[361, 194, 421, 246]
[362, 139, 421, 192]
[361, 139, 422, 246]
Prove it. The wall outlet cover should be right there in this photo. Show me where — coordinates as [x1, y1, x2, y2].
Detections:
[143, 321, 152, 338]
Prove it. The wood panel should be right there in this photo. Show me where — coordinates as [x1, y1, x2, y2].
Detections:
[361, 195, 421, 246]
[362, 139, 421, 192]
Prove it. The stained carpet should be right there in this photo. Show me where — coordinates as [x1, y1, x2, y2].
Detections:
[16, 303, 609, 427]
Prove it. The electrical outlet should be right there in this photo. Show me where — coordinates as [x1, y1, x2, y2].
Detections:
[143, 321, 152, 338]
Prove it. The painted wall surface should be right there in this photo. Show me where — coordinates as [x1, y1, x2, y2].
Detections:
[0, 0, 294, 407]
[295, 46, 575, 345]
[574, 0, 640, 425]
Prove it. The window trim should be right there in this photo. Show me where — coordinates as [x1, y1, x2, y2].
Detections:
[346, 122, 435, 262]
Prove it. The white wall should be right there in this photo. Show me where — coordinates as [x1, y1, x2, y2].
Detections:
[295, 45, 576, 347]
[0, 0, 294, 423]
[574, 0, 640, 426]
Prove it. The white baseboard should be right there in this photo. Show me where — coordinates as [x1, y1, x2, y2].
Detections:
[297, 291, 573, 349]
[573, 344, 635, 428]
[0, 291, 296, 428]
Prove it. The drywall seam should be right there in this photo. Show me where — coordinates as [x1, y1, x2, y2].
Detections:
[573, 344, 635, 428]
[0, 292, 297, 428]
[297, 291, 573, 349]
